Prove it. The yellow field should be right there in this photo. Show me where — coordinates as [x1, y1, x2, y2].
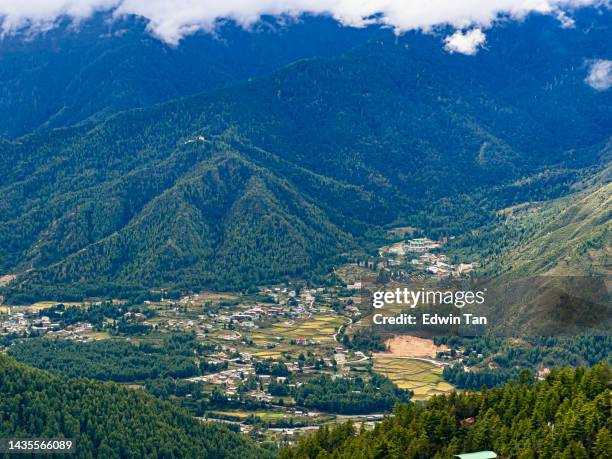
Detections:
[2, 302, 85, 313]
[250, 315, 343, 346]
[26, 301, 84, 312]
[181, 293, 239, 308]
[373, 357, 454, 401]
[249, 349, 284, 359]
[196, 292, 239, 301]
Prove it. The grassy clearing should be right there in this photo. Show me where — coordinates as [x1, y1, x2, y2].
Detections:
[86, 331, 112, 340]
[208, 410, 311, 423]
[208, 410, 252, 420]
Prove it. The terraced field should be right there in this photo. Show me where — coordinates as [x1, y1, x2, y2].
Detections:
[250, 315, 344, 346]
[373, 357, 454, 401]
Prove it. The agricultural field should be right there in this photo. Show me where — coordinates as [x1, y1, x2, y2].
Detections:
[19, 301, 85, 312]
[0, 301, 87, 317]
[249, 315, 344, 347]
[384, 335, 449, 358]
[373, 356, 454, 401]
[249, 349, 285, 359]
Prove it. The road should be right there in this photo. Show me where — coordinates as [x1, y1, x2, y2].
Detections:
[333, 316, 353, 343]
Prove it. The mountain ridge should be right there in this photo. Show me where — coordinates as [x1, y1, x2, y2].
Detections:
[1, 10, 610, 300]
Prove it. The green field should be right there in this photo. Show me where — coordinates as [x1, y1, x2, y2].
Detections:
[207, 410, 327, 424]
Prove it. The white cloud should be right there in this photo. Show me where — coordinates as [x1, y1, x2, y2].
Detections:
[555, 10, 576, 27]
[0, 0, 121, 33]
[444, 28, 486, 55]
[0, 0, 608, 45]
[585, 59, 612, 90]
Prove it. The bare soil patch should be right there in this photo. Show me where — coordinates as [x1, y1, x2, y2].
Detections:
[0, 274, 16, 287]
[383, 335, 448, 358]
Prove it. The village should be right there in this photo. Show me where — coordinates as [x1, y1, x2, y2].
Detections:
[378, 237, 479, 278]
[0, 234, 485, 441]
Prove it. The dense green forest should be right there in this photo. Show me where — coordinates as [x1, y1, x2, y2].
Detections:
[0, 355, 273, 459]
[292, 374, 411, 414]
[341, 328, 386, 352]
[7, 334, 215, 382]
[281, 364, 611, 458]
[0, 15, 381, 138]
[438, 335, 612, 389]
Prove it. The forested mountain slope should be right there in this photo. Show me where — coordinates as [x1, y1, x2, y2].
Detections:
[1, 11, 610, 300]
[8, 148, 359, 301]
[281, 364, 612, 459]
[0, 14, 383, 138]
[497, 183, 610, 277]
[0, 355, 273, 459]
[440, 166, 611, 336]
[453, 163, 611, 277]
[3, 132, 395, 301]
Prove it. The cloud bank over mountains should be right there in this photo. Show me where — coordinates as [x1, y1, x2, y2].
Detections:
[0, 0, 608, 52]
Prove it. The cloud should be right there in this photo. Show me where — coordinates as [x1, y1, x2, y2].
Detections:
[444, 28, 486, 55]
[0, 0, 608, 45]
[0, 0, 121, 33]
[585, 59, 612, 90]
[555, 10, 576, 27]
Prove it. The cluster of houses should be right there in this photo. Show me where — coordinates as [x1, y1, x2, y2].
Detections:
[263, 286, 318, 307]
[0, 311, 32, 335]
[47, 322, 94, 340]
[0, 311, 60, 336]
[383, 238, 442, 257]
[0, 308, 99, 342]
[188, 363, 257, 398]
[226, 286, 349, 327]
[230, 305, 288, 328]
[379, 237, 479, 279]
[188, 352, 313, 402]
[410, 253, 479, 277]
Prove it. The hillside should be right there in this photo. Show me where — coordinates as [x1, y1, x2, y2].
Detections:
[4, 142, 373, 302]
[0, 355, 272, 459]
[0, 14, 383, 138]
[442, 172, 611, 336]
[281, 363, 612, 459]
[497, 183, 610, 277]
[453, 170, 611, 277]
[1, 11, 610, 300]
